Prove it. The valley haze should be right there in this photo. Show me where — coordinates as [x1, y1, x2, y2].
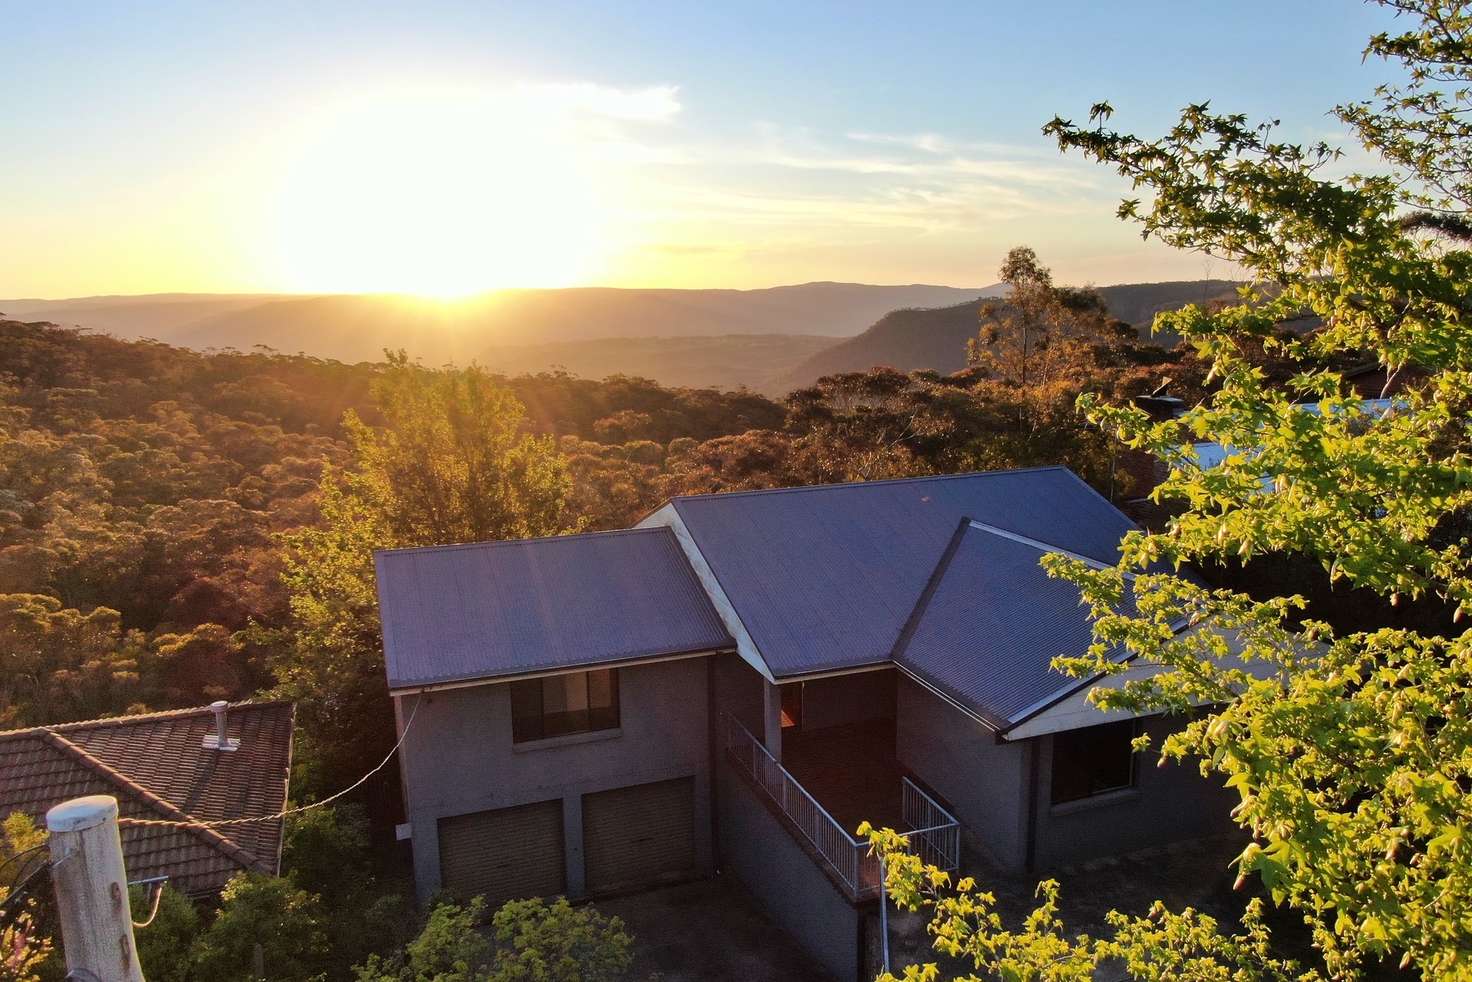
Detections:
[2, 279, 1230, 394]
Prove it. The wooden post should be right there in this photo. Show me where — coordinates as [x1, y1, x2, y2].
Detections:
[46, 794, 146, 982]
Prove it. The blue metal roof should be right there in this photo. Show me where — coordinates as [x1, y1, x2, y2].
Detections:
[667, 467, 1135, 678]
[892, 521, 1135, 729]
[375, 527, 733, 690]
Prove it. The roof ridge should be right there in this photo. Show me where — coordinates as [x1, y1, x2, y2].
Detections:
[890, 519, 1145, 735]
[964, 521, 1123, 571]
[36, 730, 269, 873]
[0, 700, 293, 740]
[1051, 466, 1144, 535]
[888, 516, 975, 669]
[666, 465, 1071, 508]
[374, 525, 672, 559]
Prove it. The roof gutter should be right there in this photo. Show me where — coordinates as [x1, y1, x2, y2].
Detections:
[388, 644, 734, 696]
[998, 615, 1194, 738]
[770, 660, 894, 685]
[894, 664, 1002, 733]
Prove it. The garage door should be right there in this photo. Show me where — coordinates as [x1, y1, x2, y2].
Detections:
[582, 777, 696, 895]
[438, 799, 565, 906]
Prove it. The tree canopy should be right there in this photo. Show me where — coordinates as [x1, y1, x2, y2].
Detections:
[271, 354, 580, 790]
[869, 1, 1472, 978]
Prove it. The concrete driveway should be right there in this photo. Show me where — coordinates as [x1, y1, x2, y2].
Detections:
[595, 874, 821, 981]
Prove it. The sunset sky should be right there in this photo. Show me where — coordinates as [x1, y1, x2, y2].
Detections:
[4, 1, 1404, 298]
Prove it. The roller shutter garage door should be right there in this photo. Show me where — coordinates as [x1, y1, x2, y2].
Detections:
[438, 800, 565, 905]
[583, 777, 696, 895]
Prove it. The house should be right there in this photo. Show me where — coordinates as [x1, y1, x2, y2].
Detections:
[375, 467, 1236, 981]
[1187, 396, 1399, 486]
[1121, 394, 1403, 521]
[0, 701, 295, 898]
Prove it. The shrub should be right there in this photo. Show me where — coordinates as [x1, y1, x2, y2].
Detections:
[355, 896, 634, 982]
[189, 872, 327, 981]
[131, 884, 201, 982]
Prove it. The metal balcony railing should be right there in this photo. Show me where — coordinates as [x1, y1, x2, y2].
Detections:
[722, 713, 960, 901]
[901, 776, 961, 872]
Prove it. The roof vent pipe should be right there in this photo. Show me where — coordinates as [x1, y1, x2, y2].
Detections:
[202, 700, 239, 752]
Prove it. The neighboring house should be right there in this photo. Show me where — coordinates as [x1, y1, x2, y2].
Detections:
[1121, 395, 1401, 517]
[1188, 397, 1398, 484]
[0, 701, 295, 898]
[376, 467, 1235, 981]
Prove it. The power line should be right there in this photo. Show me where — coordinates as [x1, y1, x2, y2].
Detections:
[116, 698, 420, 830]
[0, 841, 50, 887]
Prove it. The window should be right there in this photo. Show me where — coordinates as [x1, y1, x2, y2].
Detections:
[1049, 719, 1136, 805]
[511, 669, 620, 743]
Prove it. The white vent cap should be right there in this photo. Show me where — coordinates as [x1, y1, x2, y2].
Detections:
[202, 700, 239, 752]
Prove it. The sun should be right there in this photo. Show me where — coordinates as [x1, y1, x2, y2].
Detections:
[267, 88, 619, 298]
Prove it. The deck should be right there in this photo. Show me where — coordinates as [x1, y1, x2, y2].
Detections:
[721, 712, 960, 901]
[781, 718, 904, 836]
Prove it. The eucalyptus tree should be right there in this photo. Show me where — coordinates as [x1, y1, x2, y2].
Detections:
[273, 353, 577, 791]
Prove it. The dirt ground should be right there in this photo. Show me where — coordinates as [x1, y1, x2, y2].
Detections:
[595, 873, 820, 982]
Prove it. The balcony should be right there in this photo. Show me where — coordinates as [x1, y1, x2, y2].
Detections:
[721, 713, 959, 900]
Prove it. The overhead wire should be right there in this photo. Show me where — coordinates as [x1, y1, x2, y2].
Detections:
[116, 697, 420, 830]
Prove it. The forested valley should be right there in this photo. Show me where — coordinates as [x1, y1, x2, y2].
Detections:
[12, 0, 1472, 978]
[0, 264, 1211, 738]
[0, 250, 1408, 979]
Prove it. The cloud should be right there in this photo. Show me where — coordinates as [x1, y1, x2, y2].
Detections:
[846, 129, 1064, 160]
[646, 242, 729, 255]
[758, 149, 1097, 189]
[759, 130, 1098, 188]
[845, 130, 952, 154]
[632, 124, 1111, 236]
[515, 82, 682, 123]
[433, 90, 1164, 280]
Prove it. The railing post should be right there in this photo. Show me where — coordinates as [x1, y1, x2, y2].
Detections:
[879, 850, 892, 977]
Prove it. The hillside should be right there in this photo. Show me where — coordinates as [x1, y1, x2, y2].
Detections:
[0, 293, 296, 339]
[4, 280, 1237, 395]
[1, 282, 991, 365]
[779, 279, 1243, 388]
[481, 333, 836, 392]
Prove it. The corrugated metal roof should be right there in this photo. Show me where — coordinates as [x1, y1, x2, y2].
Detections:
[892, 522, 1134, 729]
[375, 526, 733, 690]
[667, 467, 1135, 678]
[0, 701, 294, 897]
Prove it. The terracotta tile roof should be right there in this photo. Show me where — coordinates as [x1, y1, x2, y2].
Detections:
[0, 701, 295, 897]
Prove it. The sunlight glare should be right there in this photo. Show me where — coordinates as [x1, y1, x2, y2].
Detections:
[269, 87, 620, 298]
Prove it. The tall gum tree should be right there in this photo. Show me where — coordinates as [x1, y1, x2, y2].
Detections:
[271, 353, 577, 792]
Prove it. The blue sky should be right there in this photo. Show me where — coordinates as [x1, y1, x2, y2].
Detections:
[2, 1, 1408, 296]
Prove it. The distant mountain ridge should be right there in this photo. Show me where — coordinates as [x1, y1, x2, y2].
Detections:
[3, 279, 1239, 395]
[1, 283, 995, 365]
[0, 294, 298, 340]
[778, 279, 1243, 389]
[482, 334, 837, 392]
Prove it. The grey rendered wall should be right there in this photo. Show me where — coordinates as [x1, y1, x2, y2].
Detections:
[894, 676, 1031, 870]
[397, 656, 714, 903]
[716, 762, 862, 982]
[800, 669, 895, 731]
[1030, 714, 1236, 870]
